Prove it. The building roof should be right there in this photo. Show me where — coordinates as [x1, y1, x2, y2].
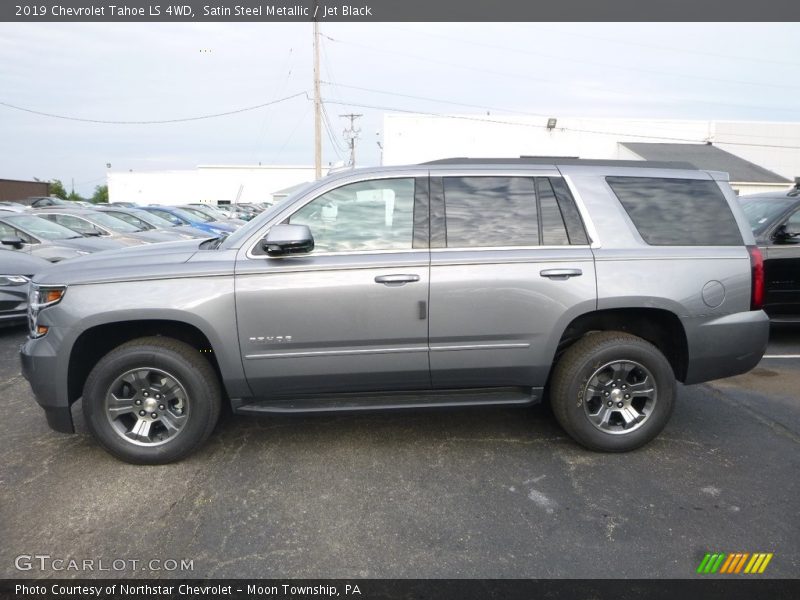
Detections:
[620, 143, 790, 183]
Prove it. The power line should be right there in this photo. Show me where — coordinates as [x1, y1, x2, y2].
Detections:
[386, 24, 800, 92]
[325, 38, 800, 115]
[321, 98, 800, 150]
[340, 113, 362, 167]
[320, 81, 545, 117]
[0, 92, 309, 125]
[324, 81, 800, 144]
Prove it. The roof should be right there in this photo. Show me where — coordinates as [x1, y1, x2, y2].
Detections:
[620, 143, 790, 183]
[421, 157, 697, 169]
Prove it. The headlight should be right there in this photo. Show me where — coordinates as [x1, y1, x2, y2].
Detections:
[28, 283, 67, 338]
[0, 275, 29, 286]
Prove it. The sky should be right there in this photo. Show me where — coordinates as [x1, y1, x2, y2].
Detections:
[1, 22, 800, 196]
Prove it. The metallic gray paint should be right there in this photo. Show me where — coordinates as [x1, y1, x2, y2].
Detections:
[20, 161, 770, 434]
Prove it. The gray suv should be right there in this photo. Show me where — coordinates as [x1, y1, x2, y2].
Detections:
[20, 159, 769, 464]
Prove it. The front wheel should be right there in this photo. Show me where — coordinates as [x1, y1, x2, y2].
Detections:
[549, 331, 676, 452]
[82, 337, 221, 464]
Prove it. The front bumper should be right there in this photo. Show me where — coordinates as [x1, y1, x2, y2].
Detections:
[20, 335, 74, 433]
[683, 309, 770, 385]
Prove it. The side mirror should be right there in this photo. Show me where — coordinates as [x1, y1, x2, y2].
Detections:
[1, 237, 25, 249]
[773, 224, 800, 244]
[261, 224, 314, 257]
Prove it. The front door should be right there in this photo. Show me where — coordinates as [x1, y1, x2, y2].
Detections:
[235, 176, 431, 398]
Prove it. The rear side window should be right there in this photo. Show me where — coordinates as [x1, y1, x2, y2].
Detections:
[606, 177, 743, 246]
[443, 176, 539, 247]
[441, 176, 588, 248]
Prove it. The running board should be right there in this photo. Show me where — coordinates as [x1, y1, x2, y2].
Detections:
[233, 387, 540, 415]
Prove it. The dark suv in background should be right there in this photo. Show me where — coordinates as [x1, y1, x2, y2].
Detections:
[739, 180, 800, 321]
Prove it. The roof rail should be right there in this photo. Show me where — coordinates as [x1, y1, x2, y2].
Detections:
[419, 157, 697, 169]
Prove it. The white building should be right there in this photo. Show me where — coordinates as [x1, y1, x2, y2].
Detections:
[383, 115, 799, 194]
[108, 164, 317, 206]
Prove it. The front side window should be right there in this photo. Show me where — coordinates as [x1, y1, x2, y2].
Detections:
[289, 178, 415, 253]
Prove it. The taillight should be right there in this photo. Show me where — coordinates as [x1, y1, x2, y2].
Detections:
[747, 245, 764, 311]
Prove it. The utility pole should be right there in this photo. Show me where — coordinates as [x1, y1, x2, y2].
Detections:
[340, 113, 362, 167]
[313, 12, 322, 179]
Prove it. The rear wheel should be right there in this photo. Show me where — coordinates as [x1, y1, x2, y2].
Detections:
[82, 336, 221, 464]
[550, 331, 675, 452]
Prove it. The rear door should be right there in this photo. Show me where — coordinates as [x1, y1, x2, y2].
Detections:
[428, 171, 597, 389]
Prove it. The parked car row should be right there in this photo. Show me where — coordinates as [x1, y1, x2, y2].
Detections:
[0, 201, 267, 264]
[0, 200, 267, 326]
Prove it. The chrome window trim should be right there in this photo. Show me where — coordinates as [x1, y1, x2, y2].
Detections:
[431, 245, 592, 252]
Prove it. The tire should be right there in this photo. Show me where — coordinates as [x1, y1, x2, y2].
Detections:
[549, 331, 676, 452]
[82, 336, 221, 464]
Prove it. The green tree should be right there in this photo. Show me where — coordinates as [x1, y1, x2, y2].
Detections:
[49, 179, 68, 199]
[91, 184, 109, 204]
[67, 190, 85, 202]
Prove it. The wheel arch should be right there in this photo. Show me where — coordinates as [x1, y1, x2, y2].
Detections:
[552, 307, 689, 383]
[67, 319, 228, 407]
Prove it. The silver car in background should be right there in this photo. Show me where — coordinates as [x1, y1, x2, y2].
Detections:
[96, 206, 209, 240]
[0, 213, 125, 261]
[0, 249, 51, 325]
[33, 208, 162, 245]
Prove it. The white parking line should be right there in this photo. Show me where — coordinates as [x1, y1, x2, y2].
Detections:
[762, 355, 800, 359]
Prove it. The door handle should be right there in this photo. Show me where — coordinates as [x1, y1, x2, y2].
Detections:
[540, 268, 583, 279]
[374, 274, 420, 286]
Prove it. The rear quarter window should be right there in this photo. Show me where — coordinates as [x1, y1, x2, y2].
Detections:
[606, 176, 743, 246]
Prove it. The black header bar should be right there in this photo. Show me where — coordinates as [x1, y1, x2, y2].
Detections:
[3, 0, 800, 22]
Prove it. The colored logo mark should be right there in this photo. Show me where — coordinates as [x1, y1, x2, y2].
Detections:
[696, 552, 773, 574]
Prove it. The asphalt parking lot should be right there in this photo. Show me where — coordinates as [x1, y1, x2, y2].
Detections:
[0, 324, 798, 579]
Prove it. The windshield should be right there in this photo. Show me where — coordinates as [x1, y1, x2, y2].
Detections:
[221, 180, 319, 249]
[739, 197, 797, 233]
[104, 211, 152, 230]
[179, 206, 215, 222]
[127, 208, 176, 228]
[155, 207, 199, 223]
[5, 215, 83, 240]
[189, 205, 224, 219]
[88, 211, 142, 232]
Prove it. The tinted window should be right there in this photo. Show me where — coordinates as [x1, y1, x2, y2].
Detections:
[606, 177, 742, 246]
[550, 178, 589, 244]
[443, 177, 538, 247]
[536, 178, 570, 245]
[289, 178, 415, 253]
